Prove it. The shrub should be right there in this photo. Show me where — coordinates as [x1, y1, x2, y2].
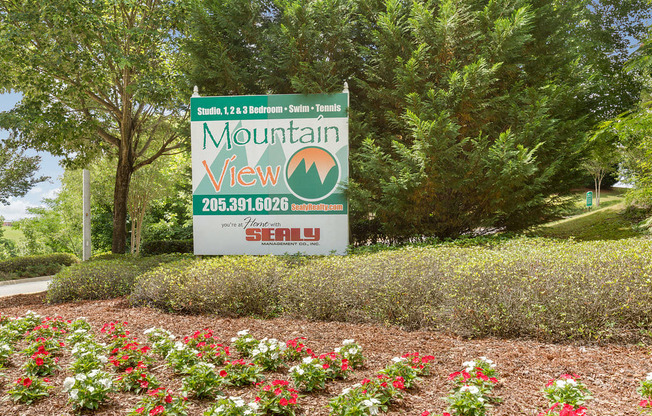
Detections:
[47, 260, 141, 303]
[0, 253, 79, 280]
[127, 237, 652, 343]
[46, 254, 191, 303]
[130, 256, 283, 317]
[140, 239, 193, 255]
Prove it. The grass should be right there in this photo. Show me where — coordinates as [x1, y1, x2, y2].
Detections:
[528, 188, 649, 241]
[2, 226, 25, 245]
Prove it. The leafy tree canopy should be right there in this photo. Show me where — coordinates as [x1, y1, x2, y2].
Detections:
[0, 0, 192, 252]
[0, 141, 47, 205]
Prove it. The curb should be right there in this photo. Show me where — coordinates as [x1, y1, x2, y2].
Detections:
[0, 275, 54, 287]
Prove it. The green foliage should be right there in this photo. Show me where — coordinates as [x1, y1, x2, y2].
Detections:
[0, 143, 47, 205]
[130, 256, 284, 317]
[0, 252, 78, 280]
[46, 254, 189, 303]
[0, 0, 192, 253]
[187, 0, 650, 241]
[141, 239, 194, 256]
[131, 237, 652, 343]
[47, 260, 141, 303]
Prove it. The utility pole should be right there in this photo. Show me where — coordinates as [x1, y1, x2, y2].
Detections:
[83, 169, 91, 260]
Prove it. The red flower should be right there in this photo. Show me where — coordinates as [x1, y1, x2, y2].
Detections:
[392, 378, 405, 389]
[219, 370, 228, 377]
[322, 363, 329, 370]
[279, 398, 288, 406]
[34, 357, 44, 366]
[136, 407, 144, 413]
[421, 412, 430, 416]
[23, 378, 32, 387]
[125, 367, 134, 374]
[165, 394, 172, 403]
[150, 405, 165, 415]
[640, 399, 651, 407]
[274, 388, 283, 396]
[272, 380, 288, 386]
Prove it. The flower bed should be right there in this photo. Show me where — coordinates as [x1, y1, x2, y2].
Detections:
[0, 296, 650, 415]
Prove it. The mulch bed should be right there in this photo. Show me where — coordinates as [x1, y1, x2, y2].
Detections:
[0, 292, 648, 415]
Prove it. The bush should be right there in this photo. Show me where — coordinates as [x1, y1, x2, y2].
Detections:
[129, 237, 652, 343]
[130, 256, 283, 317]
[140, 239, 193, 255]
[47, 254, 191, 303]
[0, 253, 79, 281]
[47, 260, 141, 303]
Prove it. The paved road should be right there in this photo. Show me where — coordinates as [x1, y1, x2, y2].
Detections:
[0, 276, 52, 298]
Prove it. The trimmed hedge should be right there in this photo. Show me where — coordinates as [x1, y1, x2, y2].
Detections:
[140, 239, 193, 255]
[130, 256, 282, 317]
[0, 253, 79, 281]
[46, 253, 191, 303]
[129, 237, 652, 343]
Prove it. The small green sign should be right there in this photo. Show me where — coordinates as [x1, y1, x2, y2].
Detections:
[586, 191, 593, 207]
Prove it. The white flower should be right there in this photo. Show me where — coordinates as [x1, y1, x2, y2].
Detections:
[341, 387, 351, 395]
[233, 397, 246, 407]
[63, 377, 75, 391]
[567, 379, 577, 386]
[75, 374, 87, 381]
[248, 402, 259, 411]
[391, 357, 404, 363]
[296, 367, 305, 375]
[646, 372, 652, 381]
[89, 369, 100, 378]
[343, 339, 355, 345]
[237, 329, 249, 336]
[362, 398, 380, 415]
[334, 347, 341, 353]
[555, 380, 567, 388]
[259, 344, 269, 353]
[98, 355, 108, 363]
[230, 337, 238, 343]
[88, 386, 95, 393]
[100, 378, 112, 389]
[460, 385, 480, 395]
[302, 357, 314, 364]
[70, 389, 79, 400]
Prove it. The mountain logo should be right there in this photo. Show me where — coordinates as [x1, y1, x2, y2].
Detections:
[286, 147, 339, 201]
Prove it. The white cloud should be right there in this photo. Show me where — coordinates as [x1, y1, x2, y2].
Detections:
[0, 197, 42, 221]
[44, 188, 61, 199]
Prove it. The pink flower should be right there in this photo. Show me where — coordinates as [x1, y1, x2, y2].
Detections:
[136, 407, 144, 413]
[279, 398, 288, 406]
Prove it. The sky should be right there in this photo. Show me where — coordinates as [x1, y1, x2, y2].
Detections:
[0, 92, 63, 221]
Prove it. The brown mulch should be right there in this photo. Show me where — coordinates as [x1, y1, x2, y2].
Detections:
[0, 292, 649, 415]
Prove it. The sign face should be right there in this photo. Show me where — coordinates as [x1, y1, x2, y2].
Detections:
[586, 191, 593, 207]
[191, 93, 349, 255]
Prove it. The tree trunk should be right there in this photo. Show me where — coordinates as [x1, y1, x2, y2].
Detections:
[112, 147, 133, 254]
